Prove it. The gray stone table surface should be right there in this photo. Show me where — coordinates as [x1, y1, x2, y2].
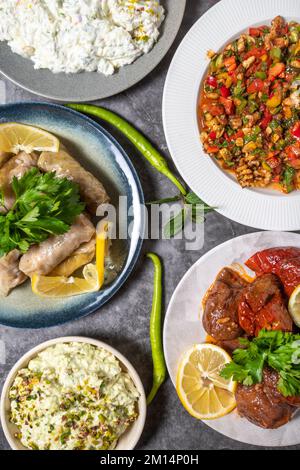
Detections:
[0, 0, 298, 451]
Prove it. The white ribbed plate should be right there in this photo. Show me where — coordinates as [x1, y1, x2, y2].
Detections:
[164, 231, 300, 447]
[163, 0, 300, 231]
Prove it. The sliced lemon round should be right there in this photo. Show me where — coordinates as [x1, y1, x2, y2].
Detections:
[288, 284, 300, 327]
[176, 343, 237, 420]
[0, 123, 60, 154]
[31, 221, 111, 298]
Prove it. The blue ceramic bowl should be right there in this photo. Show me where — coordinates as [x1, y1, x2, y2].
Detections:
[0, 102, 144, 328]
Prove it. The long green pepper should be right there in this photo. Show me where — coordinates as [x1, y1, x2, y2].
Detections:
[66, 104, 187, 196]
[146, 253, 167, 405]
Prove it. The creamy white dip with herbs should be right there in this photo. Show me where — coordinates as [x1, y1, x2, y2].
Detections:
[0, 0, 165, 75]
[9, 342, 140, 450]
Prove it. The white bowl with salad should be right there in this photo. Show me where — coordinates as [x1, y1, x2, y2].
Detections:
[0, 337, 147, 450]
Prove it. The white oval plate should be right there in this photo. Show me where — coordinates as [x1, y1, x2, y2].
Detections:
[163, 231, 300, 447]
[163, 0, 300, 231]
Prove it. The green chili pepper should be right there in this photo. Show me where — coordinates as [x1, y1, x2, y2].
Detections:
[146, 253, 167, 405]
[66, 104, 187, 196]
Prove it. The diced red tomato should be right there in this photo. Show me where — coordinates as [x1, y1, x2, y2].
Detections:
[202, 102, 225, 116]
[272, 175, 281, 183]
[247, 78, 264, 94]
[260, 108, 272, 129]
[244, 48, 267, 59]
[219, 96, 235, 114]
[220, 86, 230, 98]
[206, 76, 218, 88]
[286, 144, 300, 161]
[228, 130, 244, 141]
[224, 56, 237, 72]
[267, 157, 281, 169]
[209, 131, 217, 140]
[249, 27, 262, 37]
[206, 146, 219, 153]
[268, 63, 285, 80]
[292, 122, 300, 140]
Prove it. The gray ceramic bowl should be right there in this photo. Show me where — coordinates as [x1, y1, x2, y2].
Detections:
[0, 1, 186, 101]
[0, 102, 144, 328]
[1, 337, 147, 450]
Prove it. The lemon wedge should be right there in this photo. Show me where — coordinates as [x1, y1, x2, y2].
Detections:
[50, 239, 96, 277]
[31, 221, 111, 298]
[176, 343, 236, 420]
[0, 123, 60, 154]
[288, 284, 300, 327]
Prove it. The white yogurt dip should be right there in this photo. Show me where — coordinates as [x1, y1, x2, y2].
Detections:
[9, 342, 140, 450]
[0, 0, 165, 75]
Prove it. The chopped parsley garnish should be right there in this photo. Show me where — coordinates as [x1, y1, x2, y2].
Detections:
[221, 329, 300, 397]
[0, 168, 85, 256]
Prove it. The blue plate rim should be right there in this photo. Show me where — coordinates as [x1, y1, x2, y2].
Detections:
[0, 102, 145, 329]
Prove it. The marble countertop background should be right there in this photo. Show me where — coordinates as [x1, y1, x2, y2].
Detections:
[0, 0, 297, 450]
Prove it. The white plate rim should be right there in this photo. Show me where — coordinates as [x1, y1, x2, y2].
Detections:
[163, 0, 300, 231]
[163, 231, 300, 447]
[0, 336, 147, 451]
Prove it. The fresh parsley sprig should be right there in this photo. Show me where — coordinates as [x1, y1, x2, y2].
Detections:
[0, 168, 85, 257]
[220, 329, 300, 397]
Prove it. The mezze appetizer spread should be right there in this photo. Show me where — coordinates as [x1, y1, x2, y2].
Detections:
[9, 342, 140, 450]
[199, 16, 300, 193]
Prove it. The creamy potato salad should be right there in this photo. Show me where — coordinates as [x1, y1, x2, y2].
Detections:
[9, 342, 140, 450]
[0, 0, 165, 75]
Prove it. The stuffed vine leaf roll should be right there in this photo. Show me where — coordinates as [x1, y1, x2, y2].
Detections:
[19, 214, 95, 277]
[0, 250, 27, 296]
[38, 150, 109, 215]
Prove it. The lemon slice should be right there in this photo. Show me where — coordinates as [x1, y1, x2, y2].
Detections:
[176, 343, 236, 420]
[0, 123, 60, 154]
[50, 239, 96, 277]
[31, 221, 111, 298]
[288, 284, 300, 327]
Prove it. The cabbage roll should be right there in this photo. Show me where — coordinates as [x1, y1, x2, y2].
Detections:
[19, 214, 95, 277]
[38, 150, 110, 215]
[0, 151, 38, 212]
[0, 250, 27, 296]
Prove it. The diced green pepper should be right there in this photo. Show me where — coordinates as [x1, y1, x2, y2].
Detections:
[270, 47, 282, 61]
[255, 71, 267, 79]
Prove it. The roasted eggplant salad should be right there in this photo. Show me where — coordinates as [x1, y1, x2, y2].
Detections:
[0, 122, 121, 298]
[199, 16, 300, 192]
